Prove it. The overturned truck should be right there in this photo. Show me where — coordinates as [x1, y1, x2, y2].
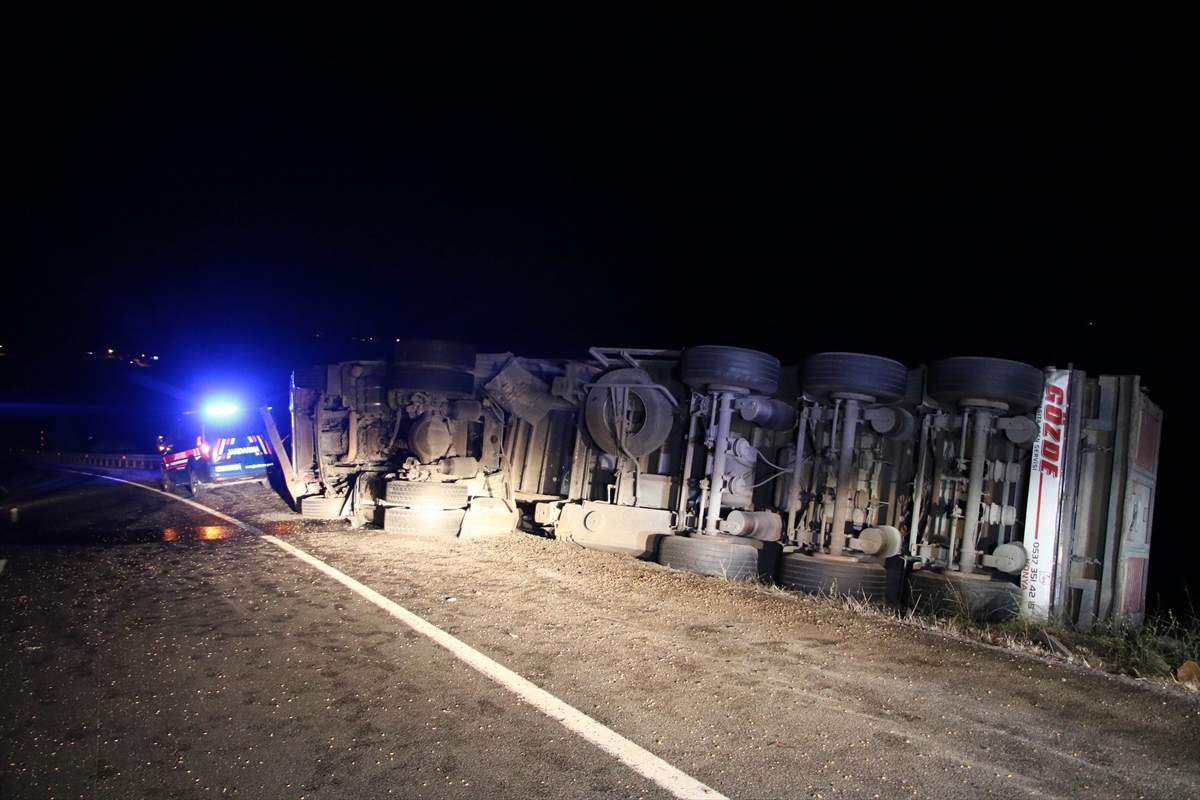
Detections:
[288, 341, 1161, 629]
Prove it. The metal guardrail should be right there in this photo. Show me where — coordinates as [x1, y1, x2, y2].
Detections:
[4, 449, 161, 470]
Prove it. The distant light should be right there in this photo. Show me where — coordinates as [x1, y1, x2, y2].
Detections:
[107, 349, 113, 354]
[152, 355, 159, 360]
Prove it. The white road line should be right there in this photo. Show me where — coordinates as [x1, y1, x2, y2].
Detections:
[49, 468, 262, 531]
[42, 466, 729, 800]
[265, 534, 727, 799]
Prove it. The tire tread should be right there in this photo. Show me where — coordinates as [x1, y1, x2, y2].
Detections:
[657, 535, 780, 581]
[385, 481, 470, 508]
[680, 346, 780, 395]
[383, 507, 466, 536]
[777, 554, 887, 601]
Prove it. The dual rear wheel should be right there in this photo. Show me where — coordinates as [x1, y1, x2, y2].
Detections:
[383, 480, 469, 536]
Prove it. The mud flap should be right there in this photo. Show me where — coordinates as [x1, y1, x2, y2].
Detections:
[458, 497, 518, 538]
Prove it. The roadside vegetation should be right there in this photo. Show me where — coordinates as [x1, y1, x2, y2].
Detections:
[900, 595, 1200, 687]
[772, 580, 1200, 689]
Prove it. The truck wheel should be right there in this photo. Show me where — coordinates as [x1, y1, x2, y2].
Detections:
[680, 346, 780, 395]
[657, 535, 780, 582]
[300, 495, 347, 519]
[384, 506, 466, 536]
[384, 481, 470, 509]
[188, 469, 202, 498]
[584, 368, 675, 458]
[908, 569, 1021, 623]
[292, 366, 327, 391]
[387, 366, 475, 398]
[927, 357, 1044, 413]
[801, 352, 908, 403]
[392, 340, 477, 371]
[160, 467, 171, 493]
[776, 553, 887, 602]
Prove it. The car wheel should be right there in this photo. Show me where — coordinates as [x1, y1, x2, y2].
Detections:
[188, 468, 201, 498]
[160, 467, 171, 493]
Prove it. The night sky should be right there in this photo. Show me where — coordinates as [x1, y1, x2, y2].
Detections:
[4, 9, 1196, 613]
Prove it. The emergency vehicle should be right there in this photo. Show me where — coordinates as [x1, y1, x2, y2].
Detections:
[160, 403, 274, 495]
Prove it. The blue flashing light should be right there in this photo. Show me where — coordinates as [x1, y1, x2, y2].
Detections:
[202, 398, 242, 420]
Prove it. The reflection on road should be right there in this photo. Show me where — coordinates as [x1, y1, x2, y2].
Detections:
[0, 463, 313, 545]
[256, 520, 306, 537]
[161, 526, 234, 542]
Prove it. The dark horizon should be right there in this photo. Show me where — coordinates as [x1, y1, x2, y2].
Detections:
[4, 8, 1195, 617]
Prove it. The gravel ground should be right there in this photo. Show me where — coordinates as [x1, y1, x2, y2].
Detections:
[3, 464, 1198, 799]
[194, 478, 1200, 800]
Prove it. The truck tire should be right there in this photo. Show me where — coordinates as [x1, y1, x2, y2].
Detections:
[384, 506, 466, 536]
[387, 366, 475, 398]
[160, 466, 171, 493]
[927, 357, 1044, 413]
[908, 569, 1021, 623]
[776, 553, 887, 602]
[392, 340, 477, 371]
[385, 481, 470, 509]
[801, 352, 908, 404]
[292, 366, 327, 392]
[585, 368, 675, 458]
[657, 535, 780, 582]
[680, 346, 780, 395]
[300, 495, 347, 519]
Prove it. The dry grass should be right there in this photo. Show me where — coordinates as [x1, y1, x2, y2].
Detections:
[754, 575, 1200, 686]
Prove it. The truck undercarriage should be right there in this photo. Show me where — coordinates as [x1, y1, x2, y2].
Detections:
[287, 340, 1161, 630]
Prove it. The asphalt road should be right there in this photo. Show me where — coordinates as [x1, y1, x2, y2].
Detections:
[0, 465, 689, 799]
[1, 461, 1198, 800]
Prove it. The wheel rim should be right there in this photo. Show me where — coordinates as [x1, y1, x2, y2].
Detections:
[585, 368, 674, 458]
